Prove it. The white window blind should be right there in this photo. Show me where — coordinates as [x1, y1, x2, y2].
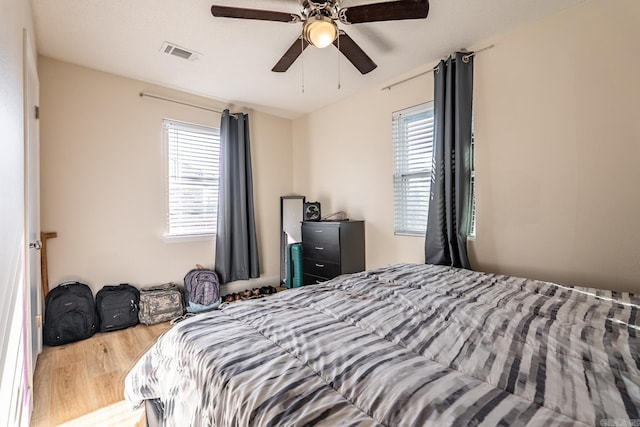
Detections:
[164, 119, 220, 237]
[392, 102, 434, 236]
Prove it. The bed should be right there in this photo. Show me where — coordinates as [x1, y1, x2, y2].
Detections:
[125, 263, 640, 426]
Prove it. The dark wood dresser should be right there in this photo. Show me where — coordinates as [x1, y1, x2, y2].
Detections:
[301, 220, 365, 285]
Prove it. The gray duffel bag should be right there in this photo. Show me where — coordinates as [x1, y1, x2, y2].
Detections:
[138, 283, 185, 325]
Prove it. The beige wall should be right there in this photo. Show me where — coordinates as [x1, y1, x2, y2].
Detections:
[39, 0, 639, 294]
[293, 0, 640, 292]
[292, 65, 433, 269]
[471, 0, 640, 291]
[39, 57, 293, 293]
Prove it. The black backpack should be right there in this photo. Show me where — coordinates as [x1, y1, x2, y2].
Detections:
[43, 282, 97, 346]
[96, 284, 140, 332]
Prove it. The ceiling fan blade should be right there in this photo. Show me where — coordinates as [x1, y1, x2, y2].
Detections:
[272, 37, 310, 72]
[340, 0, 429, 24]
[333, 31, 377, 75]
[211, 5, 299, 23]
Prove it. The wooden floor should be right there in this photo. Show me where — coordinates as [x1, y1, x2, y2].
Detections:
[30, 322, 172, 427]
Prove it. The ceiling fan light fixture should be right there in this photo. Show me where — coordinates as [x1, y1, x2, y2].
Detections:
[303, 15, 338, 48]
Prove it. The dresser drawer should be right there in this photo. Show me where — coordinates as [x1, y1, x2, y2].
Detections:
[302, 224, 339, 245]
[303, 258, 340, 279]
[302, 242, 339, 262]
[303, 274, 329, 285]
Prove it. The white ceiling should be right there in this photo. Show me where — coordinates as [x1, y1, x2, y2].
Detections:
[31, 0, 584, 119]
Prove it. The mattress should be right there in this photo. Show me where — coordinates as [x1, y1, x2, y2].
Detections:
[125, 263, 640, 426]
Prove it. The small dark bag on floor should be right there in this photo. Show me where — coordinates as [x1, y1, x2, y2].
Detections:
[43, 281, 97, 346]
[96, 284, 140, 332]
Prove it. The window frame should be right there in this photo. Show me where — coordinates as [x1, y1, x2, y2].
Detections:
[469, 130, 476, 239]
[163, 119, 220, 241]
[392, 103, 476, 238]
[392, 102, 435, 236]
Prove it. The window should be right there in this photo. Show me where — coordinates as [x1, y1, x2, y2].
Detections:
[164, 119, 220, 238]
[392, 102, 434, 236]
[470, 131, 476, 238]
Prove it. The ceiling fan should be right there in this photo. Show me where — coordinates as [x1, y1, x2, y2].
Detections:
[210, 0, 430, 75]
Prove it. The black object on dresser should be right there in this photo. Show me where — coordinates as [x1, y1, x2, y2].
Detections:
[302, 220, 365, 285]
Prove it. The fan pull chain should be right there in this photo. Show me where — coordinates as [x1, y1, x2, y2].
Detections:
[301, 36, 305, 94]
[337, 32, 341, 90]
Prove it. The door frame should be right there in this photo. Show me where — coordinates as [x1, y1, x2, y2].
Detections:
[23, 27, 41, 410]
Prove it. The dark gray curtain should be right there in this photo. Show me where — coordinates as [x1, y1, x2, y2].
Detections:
[425, 52, 474, 269]
[215, 109, 260, 283]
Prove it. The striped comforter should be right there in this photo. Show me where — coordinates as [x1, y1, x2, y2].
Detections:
[125, 264, 640, 426]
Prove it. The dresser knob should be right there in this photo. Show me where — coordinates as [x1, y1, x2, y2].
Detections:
[315, 263, 325, 268]
[314, 246, 324, 250]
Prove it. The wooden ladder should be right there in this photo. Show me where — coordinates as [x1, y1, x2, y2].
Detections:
[40, 231, 57, 296]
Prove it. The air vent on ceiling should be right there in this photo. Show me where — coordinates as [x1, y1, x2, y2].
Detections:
[160, 42, 201, 61]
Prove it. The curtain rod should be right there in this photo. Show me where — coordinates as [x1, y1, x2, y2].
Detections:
[139, 91, 223, 113]
[381, 44, 495, 91]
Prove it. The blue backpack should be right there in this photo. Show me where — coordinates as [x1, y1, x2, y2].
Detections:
[183, 265, 221, 312]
